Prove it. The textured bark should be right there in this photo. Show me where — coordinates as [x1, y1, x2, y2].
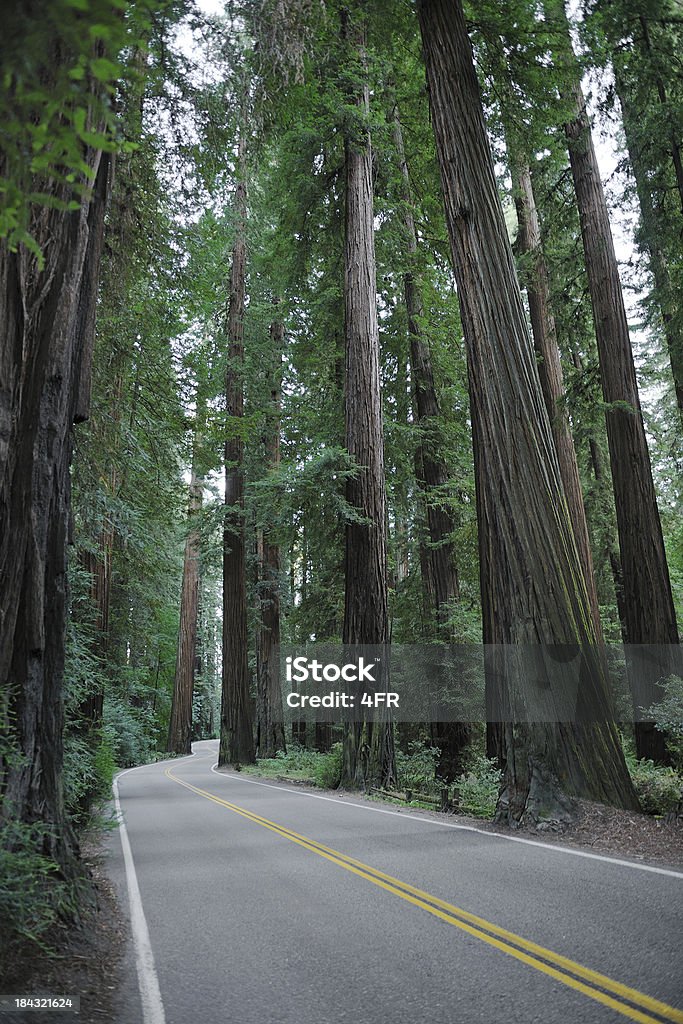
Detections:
[167, 460, 202, 755]
[553, 5, 679, 762]
[219, 125, 255, 767]
[341, 7, 395, 789]
[78, 519, 113, 726]
[511, 153, 602, 642]
[568, 346, 628, 631]
[615, 72, 683, 424]
[391, 96, 468, 778]
[417, 0, 638, 820]
[390, 99, 460, 623]
[78, 364, 121, 729]
[0, 143, 110, 867]
[256, 315, 286, 758]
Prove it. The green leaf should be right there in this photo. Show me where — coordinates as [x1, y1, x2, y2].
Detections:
[89, 57, 120, 83]
[73, 107, 86, 134]
[79, 129, 110, 149]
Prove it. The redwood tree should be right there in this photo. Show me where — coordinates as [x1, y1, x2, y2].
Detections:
[390, 94, 469, 779]
[219, 122, 255, 767]
[389, 98, 461, 625]
[416, 0, 638, 821]
[341, 5, 395, 788]
[510, 146, 602, 642]
[256, 314, 286, 758]
[167, 445, 202, 756]
[548, 1, 680, 761]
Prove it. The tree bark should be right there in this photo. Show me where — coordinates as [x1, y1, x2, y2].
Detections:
[256, 315, 286, 758]
[340, 6, 395, 789]
[551, 2, 680, 762]
[389, 97, 461, 623]
[569, 347, 629, 633]
[417, 0, 638, 820]
[390, 95, 469, 778]
[219, 122, 255, 767]
[510, 151, 602, 642]
[0, 142, 111, 868]
[614, 71, 683, 424]
[167, 453, 202, 755]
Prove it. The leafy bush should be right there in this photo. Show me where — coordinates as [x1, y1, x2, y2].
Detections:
[244, 745, 323, 781]
[627, 758, 682, 816]
[394, 741, 442, 795]
[641, 675, 683, 770]
[313, 743, 343, 789]
[453, 754, 502, 819]
[0, 820, 70, 956]
[94, 729, 117, 794]
[245, 743, 343, 790]
[103, 695, 155, 768]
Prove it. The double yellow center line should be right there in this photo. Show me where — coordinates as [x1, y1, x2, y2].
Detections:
[164, 766, 682, 1024]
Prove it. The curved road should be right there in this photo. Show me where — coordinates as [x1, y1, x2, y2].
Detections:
[106, 740, 683, 1024]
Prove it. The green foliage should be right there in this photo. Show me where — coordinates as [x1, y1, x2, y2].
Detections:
[454, 754, 503, 819]
[394, 741, 442, 794]
[0, 733, 79, 961]
[103, 696, 156, 769]
[641, 675, 683, 769]
[242, 747, 310, 780]
[313, 743, 344, 789]
[62, 733, 114, 827]
[626, 756, 683, 816]
[243, 744, 343, 789]
[0, 0, 131, 257]
[0, 819, 73, 956]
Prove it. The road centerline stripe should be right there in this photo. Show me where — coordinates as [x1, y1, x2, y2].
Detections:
[164, 765, 683, 1024]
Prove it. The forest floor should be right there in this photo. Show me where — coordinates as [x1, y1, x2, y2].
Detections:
[369, 790, 683, 867]
[502, 796, 683, 866]
[1, 833, 126, 1024]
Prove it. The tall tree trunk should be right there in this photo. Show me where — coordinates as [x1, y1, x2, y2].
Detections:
[219, 123, 255, 767]
[0, 143, 112, 868]
[614, 72, 683, 424]
[391, 94, 469, 778]
[416, 0, 638, 820]
[78, 367, 121, 728]
[510, 150, 602, 642]
[389, 97, 461, 622]
[341, 6, 395, 789]
[78, 515, 114, 726]
[569, 347, 629, 633]
[167, 450, 202, 756]
[550, 2, 680, 762]
[256, 315, 286, 758]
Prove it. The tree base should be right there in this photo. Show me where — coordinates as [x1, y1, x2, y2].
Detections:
[495, 758, 577, 828]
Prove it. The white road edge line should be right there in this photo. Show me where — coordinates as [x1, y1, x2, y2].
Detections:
[113, 775, 167, 1024]
[207, 758, 683, 880]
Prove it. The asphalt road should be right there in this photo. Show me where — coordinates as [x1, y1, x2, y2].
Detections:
[106, 740, 683, 1024]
